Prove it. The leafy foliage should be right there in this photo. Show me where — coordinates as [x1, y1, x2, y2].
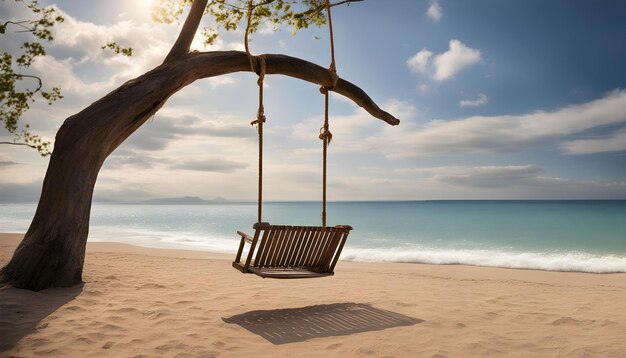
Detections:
[152, 0, 333, 46]
[101, 42, 134, 57]
[1, 0, 65, 156]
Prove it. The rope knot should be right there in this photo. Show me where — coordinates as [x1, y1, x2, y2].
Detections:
[329, 61, 339, 87]
[319, 62, 339, 94]
[319, 127, 333, 144]
[255, 55, 266, 84]
[250, 114, 266, 126]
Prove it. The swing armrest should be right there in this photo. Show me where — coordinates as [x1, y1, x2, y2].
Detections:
[234, 230, 256, 269]
[237, 231, 254, 243]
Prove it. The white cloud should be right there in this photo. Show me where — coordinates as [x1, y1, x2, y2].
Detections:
[561, 127, 626, 155]
[381, 89, 626, 157]
[433, 40, 481, 81]
[407, 49, 432, 74]
[394, 165, 626, 199]
[53, 10, 177, 79]
[401, 165, 545, 188]
[459, 93, 488, 107]
[169, 157, 248, 173]
[207, 76, 236, 89]
[426, 1, 443, 21]
[418, 83, 430, 93]
[407, 40, 480, 81]
[258, 22, 277, 35]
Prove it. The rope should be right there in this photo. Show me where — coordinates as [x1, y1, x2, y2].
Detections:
[320, 0, 337, 227]
[245, 0, 266, 224]
[250, 57, 266, 224]
[320, 90, 330, 227]
[325, 0, 339, 88]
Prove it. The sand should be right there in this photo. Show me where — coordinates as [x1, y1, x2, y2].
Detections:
[1, 233, 625, 357]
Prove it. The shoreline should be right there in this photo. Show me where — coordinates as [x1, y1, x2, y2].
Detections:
[3, 230, 626, 274]
[2, 233, 626, 356]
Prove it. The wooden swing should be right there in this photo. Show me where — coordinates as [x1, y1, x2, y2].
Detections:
[232, 0, 352, 279]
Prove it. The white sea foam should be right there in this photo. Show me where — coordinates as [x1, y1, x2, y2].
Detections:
[341, 247, 626, 273]
[88, 226, 239, 254]
[88, 226, 626, 273]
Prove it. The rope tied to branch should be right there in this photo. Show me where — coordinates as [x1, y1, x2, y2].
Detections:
[318, 0, 339, 148]
[250, 55, 266, 128]
[244, 0, 267, 224]
[319, 0, 338, 227]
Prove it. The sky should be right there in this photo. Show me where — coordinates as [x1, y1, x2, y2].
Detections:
[1, 0, 626, 202]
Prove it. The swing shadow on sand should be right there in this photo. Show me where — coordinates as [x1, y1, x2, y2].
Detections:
[222, 302, 423, 345]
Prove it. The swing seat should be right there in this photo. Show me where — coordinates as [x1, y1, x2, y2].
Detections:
[233, 222, 352, 279]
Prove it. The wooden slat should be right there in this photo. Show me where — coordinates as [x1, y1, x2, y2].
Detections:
[261, 226, 279, 268]
[232, 261, 246, 272]
[279, 226, 301, 267]
[234, 235, 247, 264]
[255, 226, 277, 268]
[317, 228, 339, 271]
[237, 231, 254, 243]
[251, 229, 270, 267]
[248, 266, 332, 279]
[285, 226, 307, 267]
[317, 229, 339, 268]
[253, 227, 272, 267]
[266, 226, 287, 267]
[307, 227, 330, 268]
[305, 228, 327, 267]
[243, 228, 262, 270]
[311, 228, 337, 268]
[301, 227, 322, 267]
[329, 231, 349, 272]
[274, 226, 298, 267]
[275, 226, 293, 267]
[322, 228, 346, 268]
[312, 228, 333, 268]
[290, 227, 309, 268]
[291, 227, 314, 268]
[319, 228, 338, 267]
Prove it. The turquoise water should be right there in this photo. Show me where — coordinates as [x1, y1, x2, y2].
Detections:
[1, 201, 626, 273]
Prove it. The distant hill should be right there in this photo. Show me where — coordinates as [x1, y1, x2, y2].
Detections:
[140, 196, 231, 205]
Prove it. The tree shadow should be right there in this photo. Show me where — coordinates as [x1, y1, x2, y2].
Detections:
[0, 284, 83, 352]
[222, 302, 423, 345]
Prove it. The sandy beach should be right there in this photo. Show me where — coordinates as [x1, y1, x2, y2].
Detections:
[1, 233, 625, 357]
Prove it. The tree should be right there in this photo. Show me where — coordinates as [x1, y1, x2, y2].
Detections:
[0, 0, 399, 291]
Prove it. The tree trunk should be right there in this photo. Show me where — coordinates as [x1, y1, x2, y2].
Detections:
[0, 0, 399, 291]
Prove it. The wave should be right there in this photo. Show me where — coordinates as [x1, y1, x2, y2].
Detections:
[88, 226, 239, 254]
[341, 247, 626, 273]
[72, 226, 626, 274]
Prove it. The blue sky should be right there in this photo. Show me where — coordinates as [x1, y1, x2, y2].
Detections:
[1, 0, 626, 201]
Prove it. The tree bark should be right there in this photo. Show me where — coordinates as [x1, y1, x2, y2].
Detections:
[0, 0, 399, 291]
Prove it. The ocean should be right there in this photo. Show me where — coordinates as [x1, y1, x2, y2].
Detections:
[1, 201, 626, 273]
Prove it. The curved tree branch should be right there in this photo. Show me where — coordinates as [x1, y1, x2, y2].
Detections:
[107, 50, 399, 139]
[184, 51, 400, 125]
[309, 0, 365, 18]
[6, 73, 44, 92]
[0, 141, 37, 149]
